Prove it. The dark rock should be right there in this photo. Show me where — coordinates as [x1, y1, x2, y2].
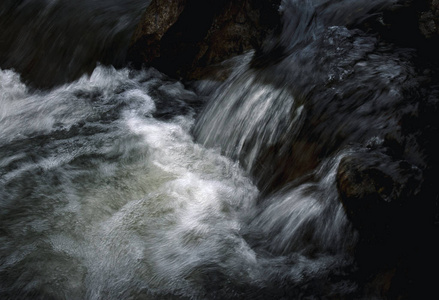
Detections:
[336, 149, 422, 242]
[336, 146, 439, 299]
[419, 0, 439, 38]
[353, 0, 439, 62]
[127, 0, 281, 80]
[128, 0, 188, 66]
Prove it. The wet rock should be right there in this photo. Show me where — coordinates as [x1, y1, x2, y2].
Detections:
[336, 149, 422, 241]
[419, 0, 439, 38]
[127, 0, 281, 80]
[128, 0, 188, 66]
[336, 146, 438, 299]
[354, 0, 439, 58]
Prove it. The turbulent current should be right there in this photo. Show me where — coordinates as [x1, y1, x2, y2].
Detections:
[1, 0, 437, 299]
[0, 64, 356, 299]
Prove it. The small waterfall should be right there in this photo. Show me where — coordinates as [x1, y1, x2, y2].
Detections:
[1, 0, 436, 299]
[194, 52, 305, 177]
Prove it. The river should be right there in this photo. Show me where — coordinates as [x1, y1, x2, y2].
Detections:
[1, 0, 437, 299]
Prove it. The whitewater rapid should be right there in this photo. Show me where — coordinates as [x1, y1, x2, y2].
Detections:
[3, 0, 431, 298]
[0, 65, 356, 299]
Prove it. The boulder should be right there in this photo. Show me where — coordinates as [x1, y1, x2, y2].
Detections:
[336, 149, 423, 241]
[127, 0, 281, 79]
[419, 0, 439, 38]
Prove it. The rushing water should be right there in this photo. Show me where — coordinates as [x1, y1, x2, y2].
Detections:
[1, 0, 437, 299]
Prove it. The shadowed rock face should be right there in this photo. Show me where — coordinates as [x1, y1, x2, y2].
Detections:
[337, 150, 423, 241]
[128, 0, 188, 65]
[419, 0, 439, 38]
[335, 144, 438, 298]
[127, 0, 281, 80]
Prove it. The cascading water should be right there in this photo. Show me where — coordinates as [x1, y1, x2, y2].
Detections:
[1, 0, 437, 299]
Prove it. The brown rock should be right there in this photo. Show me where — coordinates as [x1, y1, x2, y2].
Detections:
[336, 150, 422, 241]
[419, 0, 439, 38]
[127, 0, 281, 80]
[129, 0, 188, 63]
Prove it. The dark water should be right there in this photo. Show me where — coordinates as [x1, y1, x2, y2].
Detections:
[1, 0, 437, 299]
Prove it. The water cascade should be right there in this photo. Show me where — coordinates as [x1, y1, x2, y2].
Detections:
[1, 0, 438, 299]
